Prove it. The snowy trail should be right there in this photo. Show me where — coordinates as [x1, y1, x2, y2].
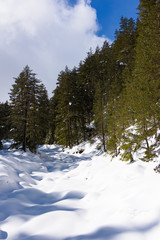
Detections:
[0, 141, 160, 239]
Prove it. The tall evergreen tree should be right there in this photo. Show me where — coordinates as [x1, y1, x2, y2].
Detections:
[0, 101, 11, 149]
[93, 82, 106, 151]
[126, 0, 160, 160]
[93, 41, 113, 151]
[53, 67, 75, 147]
[10, 65, 48, 152]
[104, 17, 137, 157]
[36, 83, 49, 144]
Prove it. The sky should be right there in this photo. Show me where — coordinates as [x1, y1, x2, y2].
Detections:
[0, 0, 139, 102]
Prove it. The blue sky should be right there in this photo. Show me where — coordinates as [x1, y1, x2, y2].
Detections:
[69, 0, 139, 40]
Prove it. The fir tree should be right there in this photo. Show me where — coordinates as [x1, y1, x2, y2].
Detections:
[0, 102, 11, 140]
[127, 0, 160, 160]
[36, 84, 49, 144]
[10, 65, 48, 152]
[53, 67, 75, 147]
[93, 41, 113, 151]
[104, 17, 137, 157]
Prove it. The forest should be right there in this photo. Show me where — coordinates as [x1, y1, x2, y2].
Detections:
[0, 0, 160, 162]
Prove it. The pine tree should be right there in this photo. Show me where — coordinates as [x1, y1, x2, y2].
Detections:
[0, 101, 11, 149]
[93, 41, 113, 151]
[0, 102, 11, 138]
[104, 17, 137, 157]
[36, 84, 49, 144]
[10, 65, 48, 152]
[114, 17, 137, 65]
[48, 88, 60, 144]
[78, 49, 99, 127]
[127, 0, 160, 160]
[93, 82, 106, 151]
[53, 67, 75, 147]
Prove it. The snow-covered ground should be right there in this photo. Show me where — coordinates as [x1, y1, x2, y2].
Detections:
[0, 140, 160, 240]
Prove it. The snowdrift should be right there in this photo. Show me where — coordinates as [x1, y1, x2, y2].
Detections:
[0, 140, 160, 240]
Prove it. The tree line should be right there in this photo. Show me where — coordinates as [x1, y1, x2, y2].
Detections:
[0, 0, 160, 161]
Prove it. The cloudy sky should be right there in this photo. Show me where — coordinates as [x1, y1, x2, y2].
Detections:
[0, 0, 139, 102]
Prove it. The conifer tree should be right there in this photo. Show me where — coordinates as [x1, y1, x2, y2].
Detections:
[78, 49, 99, 126]
[0, 101, 11, 149]
[36, 83, 50, 144]
[53, 67, 75, 147]
[48, 87, 60, 144]
[93, 82, 106, 151]
[104, 17, 137, 157]
[10, 65, 48, 152]
[127, 0, 160, 160]
[93, 41, 113, 151]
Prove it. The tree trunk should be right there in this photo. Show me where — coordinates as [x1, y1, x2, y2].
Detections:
[23, 119, 27, 152]
[101, 114, 106, 151]
[22, 102, 28, 152]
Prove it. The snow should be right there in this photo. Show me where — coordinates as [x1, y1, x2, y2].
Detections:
[0, 140, 160, 240]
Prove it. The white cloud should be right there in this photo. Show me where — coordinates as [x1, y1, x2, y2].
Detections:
[0, 0, 108, 102]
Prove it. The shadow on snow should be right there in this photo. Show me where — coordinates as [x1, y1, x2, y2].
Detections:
[15, 217, 160, 240]
[38, 145, 93, 172]
[0, 188, 85, 222]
